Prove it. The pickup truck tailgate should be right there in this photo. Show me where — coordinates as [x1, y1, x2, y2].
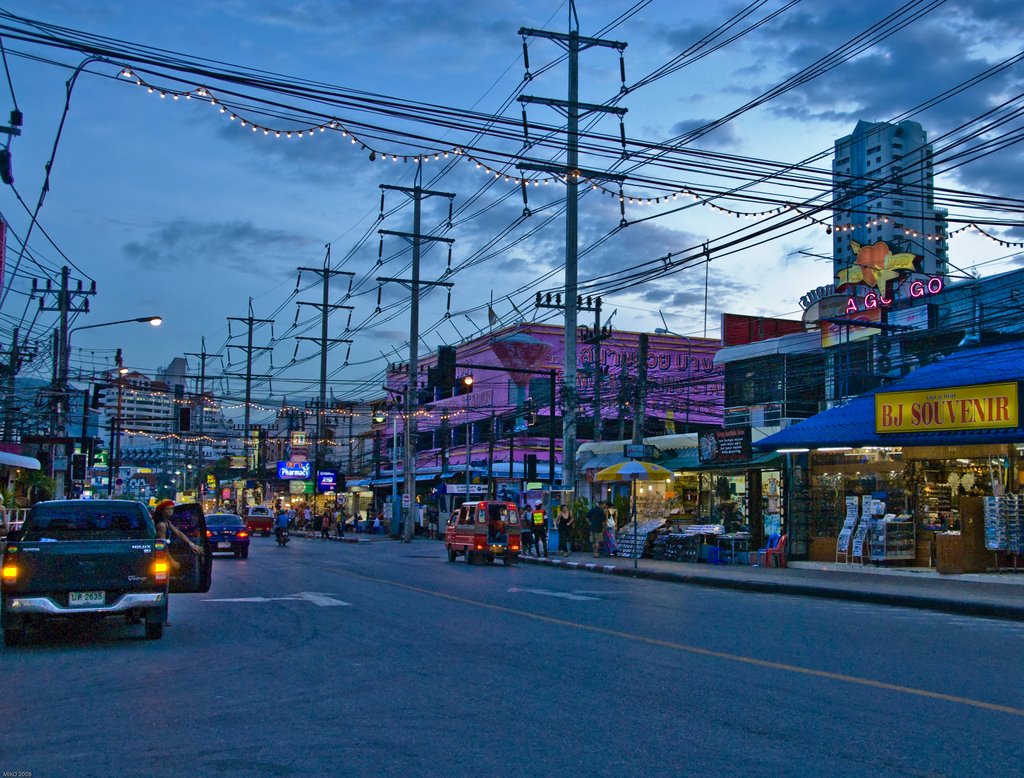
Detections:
[8, 541, 159, 594]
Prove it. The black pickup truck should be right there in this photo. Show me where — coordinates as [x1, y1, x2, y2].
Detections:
[1, 500, 211, 646]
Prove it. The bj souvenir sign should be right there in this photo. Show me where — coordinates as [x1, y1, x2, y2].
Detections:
[875, 382, 1018, 434]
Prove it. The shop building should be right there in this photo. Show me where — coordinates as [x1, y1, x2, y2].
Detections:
[757, 338, 1024, 573]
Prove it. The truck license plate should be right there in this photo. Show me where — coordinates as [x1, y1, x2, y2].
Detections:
[218, 542, 232, 549]
[69, 591, 105, 607]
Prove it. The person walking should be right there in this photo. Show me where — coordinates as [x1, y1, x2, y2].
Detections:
[586, 500, 605, 558]
[603, 507, 619, 556]
[556, 502, 573, 556]
[531, 501, 548, 557]
[335, 506, 345, 538]
[321, 512, 332, 540]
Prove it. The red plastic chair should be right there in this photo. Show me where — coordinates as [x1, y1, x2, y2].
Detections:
[765, 534, 788, 568]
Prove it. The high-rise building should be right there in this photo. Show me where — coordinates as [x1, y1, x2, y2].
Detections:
[832, 119, 948, 280]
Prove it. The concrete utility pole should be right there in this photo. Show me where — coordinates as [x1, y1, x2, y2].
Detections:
[226, 298, 274, 507]
[1, 327, 28, 442]
[631, 333, 649, 445]
[518, 5, 627, 493]
[296, 246, 355, 484]
[578, 297, 612, 441]
[37, 266, 96, 497]
[378, 163, 455, 542]
[184, 338, 223, 495]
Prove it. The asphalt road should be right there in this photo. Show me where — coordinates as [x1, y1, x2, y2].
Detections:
[3, 535, 1023, 777]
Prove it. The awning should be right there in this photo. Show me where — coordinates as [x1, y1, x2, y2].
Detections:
[579, 452, 627, 471]
[0, 451, 41, 470]
[756, 339, 1024, 451]
[659, 449, 700, 471]
[691, 452, 782, 471]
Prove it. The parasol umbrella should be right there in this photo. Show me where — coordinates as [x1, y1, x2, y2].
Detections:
[595, 460, 672, 568]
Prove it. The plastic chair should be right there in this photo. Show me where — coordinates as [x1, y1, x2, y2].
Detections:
[765, 534, 788, 568]
[754, 533, 780, 567]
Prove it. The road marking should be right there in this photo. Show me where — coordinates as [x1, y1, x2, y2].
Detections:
[203, 591, 350, 607]
[508, 587, 599, 601]
[344, 571, 1024, 719]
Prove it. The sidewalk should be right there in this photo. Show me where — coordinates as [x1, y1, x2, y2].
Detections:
[517, 552, 1024, 621]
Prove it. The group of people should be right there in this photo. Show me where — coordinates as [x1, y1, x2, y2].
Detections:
[520, 499, 618, 558]
[274, 502, 352, 539]
[587, 500, 619, 558]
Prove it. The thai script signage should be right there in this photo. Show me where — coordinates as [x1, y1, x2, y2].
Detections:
[875, 382, 1019, 434]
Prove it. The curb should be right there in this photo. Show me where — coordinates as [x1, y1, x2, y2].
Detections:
[518, 555, 1024, 622]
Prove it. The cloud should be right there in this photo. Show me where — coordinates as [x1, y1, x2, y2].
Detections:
[667, 119, 741, 149]
[122, 218, 316, 275]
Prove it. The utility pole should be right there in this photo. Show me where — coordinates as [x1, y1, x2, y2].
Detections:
[226, 299, 274, 507]
[631, 333, 649, 445]
[185, 337, 223, 495]
[519, 6, 627, 494]
[1, 327, 26, 441]
[577, 296, 612, 441]
[37, 266, 96, 497]
[297, 246, 355, 486]
[378, 164, 456, 542]
[536, 291, 606, 455]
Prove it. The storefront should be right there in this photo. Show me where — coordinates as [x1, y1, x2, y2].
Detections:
[757, 339, 1024, 572]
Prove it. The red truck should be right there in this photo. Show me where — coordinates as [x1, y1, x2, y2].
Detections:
[445, 501, 521, 565]
[245, 505, 274, 537]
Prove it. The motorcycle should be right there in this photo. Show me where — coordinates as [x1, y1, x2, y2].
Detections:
[275, 527, 290, 547]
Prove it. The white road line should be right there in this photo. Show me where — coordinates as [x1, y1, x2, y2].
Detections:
[203, 591, 351, 607]
[507, 587, 599, 601]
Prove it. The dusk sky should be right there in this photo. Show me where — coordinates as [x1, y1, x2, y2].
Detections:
[0, 0, 1021, 422]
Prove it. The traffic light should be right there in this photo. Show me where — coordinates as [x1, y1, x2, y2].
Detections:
[525, 454, 538, 481]
[457, 374, 474, 396]
[70, 453, 87, 481]
[437, 345, 456, 390]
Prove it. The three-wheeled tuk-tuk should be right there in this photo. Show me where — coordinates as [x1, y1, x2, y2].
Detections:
[445, 501, 521, 565]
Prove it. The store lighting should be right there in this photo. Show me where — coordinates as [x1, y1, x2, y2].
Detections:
[816, 447, 853, 452]
[777, 448, 810, 453]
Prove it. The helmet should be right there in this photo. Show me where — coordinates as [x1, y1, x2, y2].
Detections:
[154, 499, 174, 513]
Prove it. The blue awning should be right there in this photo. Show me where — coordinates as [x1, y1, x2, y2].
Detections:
[757, 339, 1024, 451]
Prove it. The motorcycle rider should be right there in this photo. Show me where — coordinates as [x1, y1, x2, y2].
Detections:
[274, 508, 290, 544]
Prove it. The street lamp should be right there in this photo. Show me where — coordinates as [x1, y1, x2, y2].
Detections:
[60, 315, 163, 498]
[460, 375, 474, 507]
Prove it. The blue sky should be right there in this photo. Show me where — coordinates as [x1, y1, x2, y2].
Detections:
[0, 0, 1021, 417]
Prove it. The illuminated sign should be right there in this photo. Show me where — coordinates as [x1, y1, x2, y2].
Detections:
[820, 307, 881, 348]
[875, 382, 1019, 434]
[277, 461, 312, 480]
[317, 470, 337, 492]
[844, 276, 943, 314]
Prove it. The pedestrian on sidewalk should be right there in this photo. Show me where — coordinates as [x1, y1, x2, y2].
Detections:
[603, 510, 619, 556]
[587, 501, 605, 558]
[321, 513, 332, 539]
[335, 507, 345, 538]
[531, 501, 548, 557]
[556, 502, 573, 556]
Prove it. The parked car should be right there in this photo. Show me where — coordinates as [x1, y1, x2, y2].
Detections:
[205, 513, 250, 559]
[1, 500, 211, 645]
[244, 505, 273, 536]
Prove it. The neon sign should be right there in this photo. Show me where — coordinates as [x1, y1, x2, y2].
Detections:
[845, 276, 944, 313]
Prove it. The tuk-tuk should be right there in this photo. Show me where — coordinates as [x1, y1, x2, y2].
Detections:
[445, 501, 521, 565]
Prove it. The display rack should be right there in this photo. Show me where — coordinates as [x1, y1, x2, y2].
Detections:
[922, 483, 953, 527]
[614, 519, 665, 558]
[869, 520, 916, 562]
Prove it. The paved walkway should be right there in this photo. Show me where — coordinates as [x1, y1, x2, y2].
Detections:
[517, 551, 1024, 620]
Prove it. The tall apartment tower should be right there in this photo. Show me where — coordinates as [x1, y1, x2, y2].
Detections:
[831, 120, 948, 281]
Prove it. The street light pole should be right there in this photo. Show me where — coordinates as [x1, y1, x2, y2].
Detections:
[62, 316, 162, 499]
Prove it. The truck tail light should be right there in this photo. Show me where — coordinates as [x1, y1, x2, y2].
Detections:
[474, 537, 486, 551]
[509, 538, 520, 552]
[1, 563, 17, 582]
[206, 530, 213, 537]
[153, 557, 169, 583]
